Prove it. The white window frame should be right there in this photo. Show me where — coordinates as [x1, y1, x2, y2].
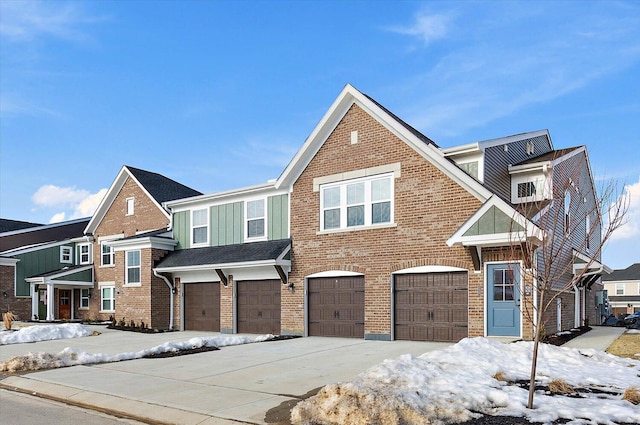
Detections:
[99, 283, 115, 312]
[585, 214, 591, 251]
[616, 283, 624, 295]
[80, 288, 90, 309]
[125, 250, 141, 286]
[564, 190, 571, 235]
[191, 208, 209, 246]
[126, 197, 135, 216]
[78, 243, 92, 265]
[60, 246, 72, 264]
[101, 242, 115, 267]
[245, 198, 267, 241]
[319, 173, 394, 232]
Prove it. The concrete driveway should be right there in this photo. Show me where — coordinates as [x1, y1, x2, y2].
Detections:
[0, 325, 453, 424]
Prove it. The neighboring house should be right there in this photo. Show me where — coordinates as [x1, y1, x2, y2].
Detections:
[603, 263, 640, 316]
[145, 84, 607, 341]
[79, 165, 202, 328]
[0, 218, 91, 321]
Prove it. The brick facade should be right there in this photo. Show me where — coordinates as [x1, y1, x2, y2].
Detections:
[0, 264, 31, 320]
[287, 104, 483, 339]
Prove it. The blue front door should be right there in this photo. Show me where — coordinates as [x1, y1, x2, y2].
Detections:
[487, 263, 521, 336]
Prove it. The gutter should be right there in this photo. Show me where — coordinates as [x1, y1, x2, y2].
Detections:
[153, 269, 175, 330]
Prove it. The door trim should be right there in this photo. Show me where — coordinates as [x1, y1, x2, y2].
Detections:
[484, 261, 523, 337]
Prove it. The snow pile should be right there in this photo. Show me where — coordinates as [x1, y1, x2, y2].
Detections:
[291, 337, 640, 425]
[0, 324, 92, 345]
[0, 334, 273, 372]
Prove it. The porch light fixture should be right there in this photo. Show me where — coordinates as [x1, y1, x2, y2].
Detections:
[287, 282, 295, 292]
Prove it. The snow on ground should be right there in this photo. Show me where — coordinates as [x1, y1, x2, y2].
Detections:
[0, 324, 274, 372]
[292, 337, 640, 425]
[0, 323, 92, 345]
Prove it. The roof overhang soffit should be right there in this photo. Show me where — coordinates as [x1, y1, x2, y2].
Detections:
[573, 249, 613, 280]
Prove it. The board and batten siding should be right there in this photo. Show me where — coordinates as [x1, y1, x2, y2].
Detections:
[268, 194, 289, 240]
[211, 202, 244, 246]
[172, 194, 289, 249]
[14, 244, 73, 296]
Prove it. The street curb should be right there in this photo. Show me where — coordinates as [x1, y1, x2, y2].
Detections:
[0, 376, 251, 425]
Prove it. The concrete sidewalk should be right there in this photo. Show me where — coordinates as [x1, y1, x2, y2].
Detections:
[0, 325, 628, 425]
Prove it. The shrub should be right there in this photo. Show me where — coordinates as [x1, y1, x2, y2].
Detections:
[622, 387, 640, 404]
[548, 379, 574, 395]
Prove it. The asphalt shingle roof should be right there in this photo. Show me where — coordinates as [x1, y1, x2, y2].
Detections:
[602, 263, 640, 281]
[513, 146, 582, 166]
[126, 166, 203, 204]
[155, 239, 291, 269]
[0, 219, 44, 233]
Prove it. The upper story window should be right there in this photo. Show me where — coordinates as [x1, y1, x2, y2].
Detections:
[101, 243, 114, 266]
[517, 182, 536, 198]
[126, 250, 141, 285]
[458, 161, 479, 179]
[78, 243, 92, 265]
[616, 283, 624, 295]
[126, 197, 135, 215]
[564, 191, 571, 234]
[60, 246, 72, 264]
[320, 173, 393, 232]
[191, 208, 209, 246]
[246, 199, 266, 240]
[585, 214, 591, 251]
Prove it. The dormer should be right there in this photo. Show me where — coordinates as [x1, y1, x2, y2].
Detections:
[508, 161, 552, 204]
[442, 143, 484, 182]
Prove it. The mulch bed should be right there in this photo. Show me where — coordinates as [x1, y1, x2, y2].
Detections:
[541, 326, 591, 346]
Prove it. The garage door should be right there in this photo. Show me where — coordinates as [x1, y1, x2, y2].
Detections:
[308, 276, 364, 338]
[237, 279, 281, 335]
[184, 282, 220, 332]
[394, 272, 468, 342]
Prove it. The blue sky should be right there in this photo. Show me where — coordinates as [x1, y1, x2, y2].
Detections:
[1, 0, 638, 268]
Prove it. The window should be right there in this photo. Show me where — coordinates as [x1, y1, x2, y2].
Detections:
[564, 191, 571, 234]
[616, 283, 624, 295]
[60, 246, 72, 264]
[101, 285, 115, 312]
[101, 243, 114, 266]
[126, 197, 134, 215]
[517, 182, 536, 198]
[78, 243, 92, 265]
[80, 288, 90, 309]
[320, 174, 393, 231]
[459, 161, 479, 179]
[493, 268, 516, 301]
[246, 199, 266, 239]
[585, 214, 591, 251]
[191, 208, 208, 245]
[126, 250, 141, 285]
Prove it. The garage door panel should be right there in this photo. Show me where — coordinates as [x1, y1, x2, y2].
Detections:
[308, 276, 365, 338]
[394, 272, 468, 342]
[237, 279, 280, 335]
[184, 282, 220, 332]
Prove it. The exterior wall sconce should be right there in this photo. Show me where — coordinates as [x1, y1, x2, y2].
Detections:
[288, 282, 295, 292]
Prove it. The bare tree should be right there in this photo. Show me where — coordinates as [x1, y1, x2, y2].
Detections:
[509, 164, 629, 409]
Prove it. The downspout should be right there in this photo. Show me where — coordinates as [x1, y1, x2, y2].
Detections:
[153, 269, 174, 330]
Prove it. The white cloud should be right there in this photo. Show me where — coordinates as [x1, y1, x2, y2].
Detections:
[32, 185, 107, 224]
[0, 0, 103, 44]
[610, 176, 640, 241]
[386, 10, 451, 46]
[387, 3, 640, 139]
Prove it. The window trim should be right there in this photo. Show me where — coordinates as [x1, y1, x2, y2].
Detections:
[126, 197, 135, 216]
[78, 243, 92, 265]
[319, 173, 394, 233]
[616, 283, 624, 295]
[244, 198, 267, 242]
[99, 283, 115, 313]
[585, 214, 591, 251]
[191, 208, 209, 247]
[125, 250, 141, 287]
[60, 246, 72, 264]
[564, 190, 571, 235]
[101, 242, 115, 267]
[80, 288, 90, 309]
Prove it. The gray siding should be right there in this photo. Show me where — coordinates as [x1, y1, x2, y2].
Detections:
[268, 194, 289, 240]
[483, 135, 552, 200]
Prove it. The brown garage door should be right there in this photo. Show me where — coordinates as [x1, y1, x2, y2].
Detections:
[184, 282, 220, 332]
[237, 279, 281, 335]
[308, 276, 364, 338]
[394, 272, 468, 342]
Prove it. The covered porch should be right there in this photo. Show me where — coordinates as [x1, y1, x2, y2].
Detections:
[25, 265, 94, 321]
